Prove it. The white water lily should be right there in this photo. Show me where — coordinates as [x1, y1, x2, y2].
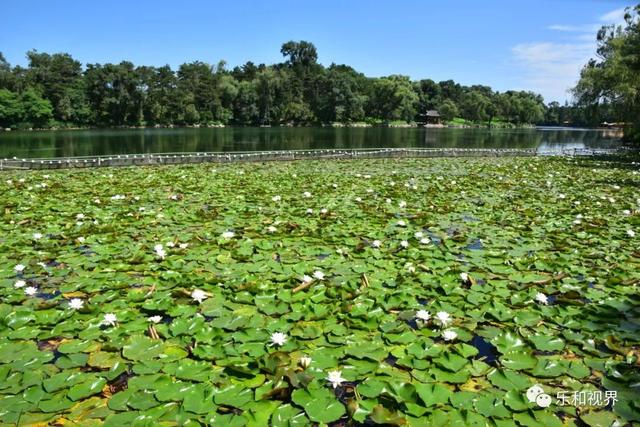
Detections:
[272, 195, 281, 202]
[400, 240, 409, 248]
[303, 191, 312, 198]
[415, 309, 431, 321]
[14, 264, 25, 272]
[33, 233, 43, 240]
[154, 244, 166, 259]
[558, 194, 566, 199]
[414, 231, 423, 238]
[102, 313, 118, 326]
[24, 286, 38, 296]
[301, 275, 313, 284]
[191, 289, 208, 303]
[397, 220, 406, 227]
[399, 200, 407, 208]
[270, 332, 287, 346]
[371, 240, 382, 248]
[267, 226, 277, 233]
[179, 243, 189, 249]
[306, 208, 314, 214]
[442, 330, 458, 341]
[460, 272, 470, 283]
[386, 198, 392, 204]
[299, 356, 312, 369]
[221, 231, 235, 239]
[165, 241, 175, 248]
[313, 270, 325, 280]
[623, 210, 631, 215]
[148, 315, 162, 324]
[535, 292, 549, 304]
[76, 213, 85, 220]
[435, 311, 452, 326]
[68, 298, 84, 310]
[77, 236, 86, 243]
[355, 197, 362, 202]
[420, 237, 430, 245]
[326, 370, 347, 388]
[37, 262, 47, 269]
[320, 208, 328, 214]
[14, 280, 26, 288]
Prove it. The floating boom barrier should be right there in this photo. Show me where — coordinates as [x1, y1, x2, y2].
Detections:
[0, 147, 627, 171]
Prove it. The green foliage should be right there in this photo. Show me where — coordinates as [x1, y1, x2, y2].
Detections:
[0, 38, 627, 129]
[573, 5, 640, 141]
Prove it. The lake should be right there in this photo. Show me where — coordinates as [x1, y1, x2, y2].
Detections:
[0, 127, 623, 159]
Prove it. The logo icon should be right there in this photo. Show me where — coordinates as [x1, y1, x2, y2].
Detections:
[526, 384, 552, 408]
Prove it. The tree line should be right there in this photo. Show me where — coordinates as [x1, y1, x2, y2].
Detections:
[0, 40, 615, 130]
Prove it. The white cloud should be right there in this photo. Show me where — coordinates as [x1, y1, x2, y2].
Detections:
[600, 7, 626, 23]
[547, 24, 599, 33]
[511, 42, 595, 102]
[512, 6, 628, 102]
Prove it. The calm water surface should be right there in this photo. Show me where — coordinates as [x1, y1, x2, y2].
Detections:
[0, 127, 622, 158]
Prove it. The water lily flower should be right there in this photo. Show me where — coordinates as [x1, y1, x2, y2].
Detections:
[37, 262, 47, 269]
[460, 272, 469, 283]
[301, 275, 313, 284]
[148, 315, 162, 323]
[535, 292, 549, 304]
[623, 210, 631, 215]
[415, 309, 431, 321]
[14, 280, 26, 288]
[326, 370, 347, 388]
[627, 229, 636, 237]
[33, 233, 43, 240]
[191, 289, 208, 303]
[372, 240, 382, 248]
[306, 208, 314, 214]
[386, 198, 392, 204]
[435, 311, 452, 326]
[14, 264, 25, 273]
[420, 238, 430, 245]
[399, 200, 407, 208]
[179, 243, 189, 249]
[76, 214, 85, 220]
[364, 174, 371, 179]
[77, 237, 86, 243]
[272, 195, 281, 202]
[355, 197, 362, 202]
[102, 313, 118, 326]
[414, 231, 423, 238]
[154, 244, 166, 259]
[397, 220, 406, 227]
[320, 208, 328, 214]
[267, 226, 277, 233]
[313, 270, 325, 280]
[299, 356, 312, 369]
[400, 240, 409, 248]
[221, 231, 235, 239]
[332, 183, 338, 189]
[166, 241, 175, 248]
[558, 194, 566, 199]
[24, 286, 38, 296]
[303, 191, 312, 198]
[270, 332, 287, 346]
[442, 330, 458, 341]
[68, 298, 84, 310]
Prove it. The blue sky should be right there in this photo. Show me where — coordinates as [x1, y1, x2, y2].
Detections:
[0, 0, 634, 102]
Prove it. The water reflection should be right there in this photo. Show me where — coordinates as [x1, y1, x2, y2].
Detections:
[0, 127, 622, 159]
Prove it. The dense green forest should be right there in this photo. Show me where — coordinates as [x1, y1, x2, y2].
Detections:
[573, 5, 640, 143]
[0, 38, 625, 130]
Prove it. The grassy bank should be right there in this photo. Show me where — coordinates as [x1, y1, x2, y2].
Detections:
[0, 157, 639, 425]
